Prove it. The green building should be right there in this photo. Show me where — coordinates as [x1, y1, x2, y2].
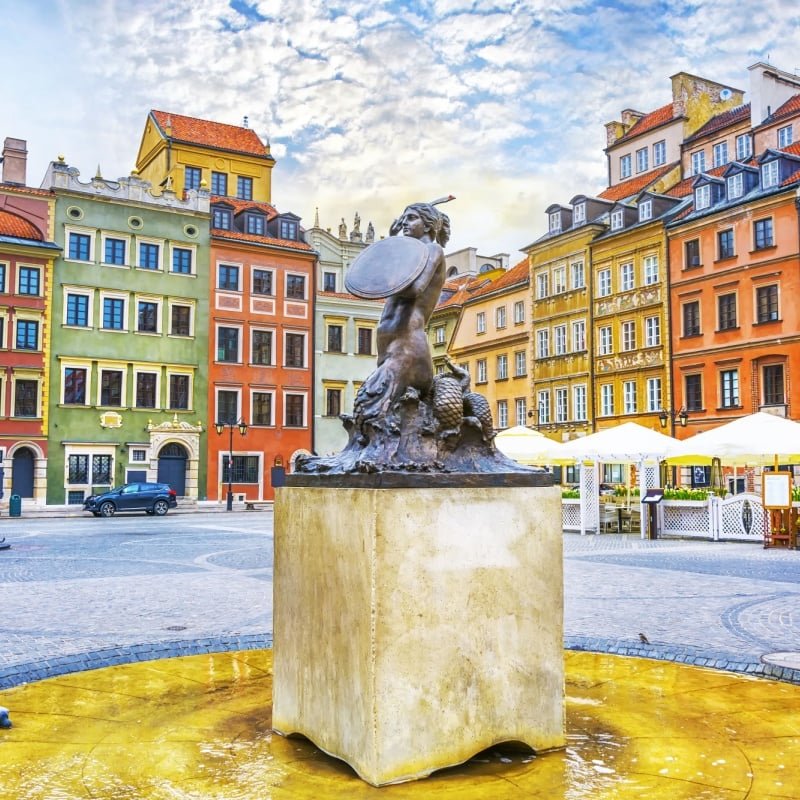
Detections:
[41, 160, 210, 505]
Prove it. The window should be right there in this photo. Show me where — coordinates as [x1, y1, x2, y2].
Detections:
[476, 311, 486, 333]
[170, 304, 191, 336]
[184, 166, 201, 190]
[131, 449, 147, 462]
[610, 209, 624, 230]
[623, 380, 637, 414]
[691, 150, 705, 175]
[285, 332, 305, 367]
[555, 388, 568, 423]
[286, 274, 306, 299]
[548, 211, 561, 233]
[695, 184, 711, 210]
[252, 392, 273, 425]
[553, 266, 566, 294]
[172, 247, 193, 274]
[236, 176, 253, 200]
[713, 141, 729, 167]
[717, 293, 737, 331]
[496, 305, 507, 328]
[685, 239, 701, 268]
[620, 262, 634, 291]
[496, 354, 508, 380]
[212, 208, 232, 230]
[327, 324, 343, 352]
[653, 140, 666, 166]
[218, 264, 240, 291]
[217, 390, 239, 424]
[169, 374, 190, 410]
[515, 398, 527, 426]
[683, 301, 700, 336]
[497, 399, 508, 429]
[211, 171, 228, 195]
[754, 218, 774, 249]
[621, 320, 635, 351]
[222, 455, 260, 484]
[357, 327, 372, 355]
[620, 154, 632, 179]
[763, 364, 785, 405]
[538, 391, 550, 425]
[736, 133, 752, 160]
[514, 350, 526, 377]
[104, 237, 126, 265]
[761, 160, 779, 188]
[66, 293, 89, 327]
[217, 327, 240, 362]
[727, 172, 744, 199]
[573, 385, 587, 421]
[645, 315, 660, 347]
[100, 370, 122, 406]
[512, 300, 526, 325]
[778, 125, 794, 147]
[554, 325, 567, 356]
[253, 269, 273, 295]
[63, 367, 87, 404]
[643, 254, 658, 285]
[476, 359, 487, 383]
[245, 213, 266, 235]
[14, 379, 38, 416]
[323, 272, 336, 292]
[646, 377, 662, 412]
[756, 284, 779, 323]
[92, 455, 112, 485]
[720, 369, 739, 408]
[598, 325, 612, 355]
[600, 384, 614, 416]
[718, 229, 735, 259]
[572, 320, 586, 352]
[135, 373, 158, 408]
[67, 454, 89, 484]
[137, 301, 158, 333]
[68, 232, 91, 261]
[285, 394, 305, 427]
[325, 388, 341, 417]
[572, 203, 585, 225]
[435, 325, 446, 344]
[536, 329, 549, 359]
[536, 273, 548, 299]
[597, 268, 611, 297]
[636, 147, 648, 173]
[252, 329, 273, 364]
[18, 266, 40, 295]
[138, 242, 160, 270]
[16, 319, 38, 349]
[571, 260, 585, 289]
[103, 297, 125, 330]
[639, 200, 652, 222]
[280, 220, 298, 240]
[0, 262, 5, 292]
[685, 374, 703, 411]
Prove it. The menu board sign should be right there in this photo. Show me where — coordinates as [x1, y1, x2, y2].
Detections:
[763, 471, 793, 509]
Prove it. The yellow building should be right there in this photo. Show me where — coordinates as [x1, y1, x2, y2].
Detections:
[445, 260, 530, 430]
[135, 110, 275, 202]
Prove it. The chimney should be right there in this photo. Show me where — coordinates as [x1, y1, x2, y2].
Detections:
[2, 137, 27, 185]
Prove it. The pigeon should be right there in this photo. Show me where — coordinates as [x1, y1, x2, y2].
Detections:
[0, 707, 11, 729]
[638, 633, 650, 644]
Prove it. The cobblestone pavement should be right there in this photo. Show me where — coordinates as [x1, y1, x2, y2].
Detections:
[1, 512, 800, 688]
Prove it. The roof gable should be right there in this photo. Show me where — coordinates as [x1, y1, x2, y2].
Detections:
[151, 110, 269, 157]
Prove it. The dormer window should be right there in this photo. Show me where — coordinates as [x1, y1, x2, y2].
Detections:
[762, 160, 780, 189]
[280, 219, 298, 240]
[695, 184, 711, 210]
[572, 203, 586, 226]
[727, 172, 744, 199]
[245, 213, 266, 235]
[548, 211, 561, 233]
[638, 200, 652, 222]
[212, 207, 232, 230]
[610, 209, 624, 230]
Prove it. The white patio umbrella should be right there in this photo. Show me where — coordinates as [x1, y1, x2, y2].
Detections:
[665, 412, 800, 466]
[494, 425, 569, 465]
[557, 421, 679, 462]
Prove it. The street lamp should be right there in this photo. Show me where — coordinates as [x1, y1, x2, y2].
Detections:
[215, 418, 248, 511]
[659, 407, 688, 429]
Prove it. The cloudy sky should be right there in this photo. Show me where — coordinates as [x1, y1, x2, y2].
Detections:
[3, 0, 799, 258]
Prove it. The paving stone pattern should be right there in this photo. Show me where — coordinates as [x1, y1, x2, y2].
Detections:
[1, 513, 799, 689]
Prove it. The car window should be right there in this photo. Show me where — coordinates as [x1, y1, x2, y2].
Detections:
[122, 485, 139, 494]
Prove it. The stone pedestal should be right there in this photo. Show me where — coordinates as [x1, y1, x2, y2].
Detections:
[272, 484, 565, 786]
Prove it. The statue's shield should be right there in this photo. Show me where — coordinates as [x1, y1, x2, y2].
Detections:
[345, 236, 429, 299]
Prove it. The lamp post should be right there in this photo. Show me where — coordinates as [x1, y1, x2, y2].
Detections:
[215, 418, 248, 511]
[658, 407, 688, 430]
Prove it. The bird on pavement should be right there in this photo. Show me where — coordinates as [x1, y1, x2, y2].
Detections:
[638, 633, 650, 644]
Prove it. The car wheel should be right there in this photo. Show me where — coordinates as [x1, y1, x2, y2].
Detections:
[153, 500, 169, 516]
[99, 502, 115, 517]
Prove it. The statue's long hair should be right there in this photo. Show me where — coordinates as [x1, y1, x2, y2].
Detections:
[404, 203, 451, 247]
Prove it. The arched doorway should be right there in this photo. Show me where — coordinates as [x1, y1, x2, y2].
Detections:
[12, 447, 35, 498]
[157, 443, 188, 496]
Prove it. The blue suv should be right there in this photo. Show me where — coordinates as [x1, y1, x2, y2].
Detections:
[84, 482, 178, 517]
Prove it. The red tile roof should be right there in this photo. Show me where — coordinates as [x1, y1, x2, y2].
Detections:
[0, 184, 52, 197]
[212, 229, 313, 252]
[598, 162, 678, 201]
[768, 93, 800, 124]
[615, 103, 675, 144]
[685, 104, 751, 142]
[435, 260, 528, 310]
[436, 276, 490, 310]
[665, 162, 751, 199]
[151, 110, 269, 157]
[212, 196, 278, 218]
[468, 259, 529, 299]
[0, 209, 43, 241]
